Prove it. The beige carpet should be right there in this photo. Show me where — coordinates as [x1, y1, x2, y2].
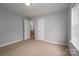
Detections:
[0, 39, 70, 56]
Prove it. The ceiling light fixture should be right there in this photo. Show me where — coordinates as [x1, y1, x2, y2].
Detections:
[25, 2, 30, 6]
[25, 0, 31, 6]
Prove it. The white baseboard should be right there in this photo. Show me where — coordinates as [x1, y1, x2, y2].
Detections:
[37, 39, 67, 46]
[0, 39, 23, 47]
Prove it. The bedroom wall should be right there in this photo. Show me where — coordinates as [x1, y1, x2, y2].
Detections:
[0, 8, 29, 46]
[32, 9, 68, 45]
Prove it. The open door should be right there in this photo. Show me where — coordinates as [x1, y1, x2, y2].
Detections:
[24, 20, 31, 40]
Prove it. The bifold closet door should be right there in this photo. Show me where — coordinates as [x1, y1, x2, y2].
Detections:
[24, 20, 31, 40]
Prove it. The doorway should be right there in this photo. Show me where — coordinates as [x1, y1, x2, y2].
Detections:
[30, 19, 35, 40]
[24, 18, 45, 40]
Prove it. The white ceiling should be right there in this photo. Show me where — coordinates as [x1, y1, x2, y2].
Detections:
[0, 3, 70, 17]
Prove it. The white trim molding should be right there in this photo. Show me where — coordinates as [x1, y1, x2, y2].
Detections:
[70, 40, 79, 52]
[37, 39, 67, 46]
[0, 39, 23, 47]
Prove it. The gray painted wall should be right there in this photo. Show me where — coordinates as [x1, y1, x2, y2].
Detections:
[0, 8, 26, 46]
[33, 9, 68, 45]
[45, 10, 68, 44]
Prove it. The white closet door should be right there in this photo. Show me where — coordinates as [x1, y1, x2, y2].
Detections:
[24, 20, 30, 40]
[36, 19, 45, 40]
